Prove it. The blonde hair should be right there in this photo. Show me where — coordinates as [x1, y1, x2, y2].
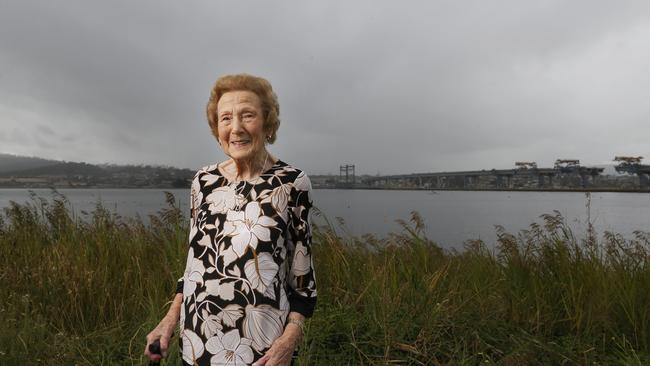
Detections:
[206, 73, 280, 144]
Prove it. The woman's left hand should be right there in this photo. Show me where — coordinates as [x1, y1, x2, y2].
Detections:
[252, 331, 299, 366]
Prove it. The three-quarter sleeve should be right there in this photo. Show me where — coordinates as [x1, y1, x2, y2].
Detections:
[175, 277, 185, 294]
[286, 171, 318, 317]
[176, 173, 201, 295]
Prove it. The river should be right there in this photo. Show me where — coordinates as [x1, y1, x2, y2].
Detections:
[1, 188, 648, 249]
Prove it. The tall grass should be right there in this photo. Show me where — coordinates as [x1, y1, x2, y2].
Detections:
[1, 191, 649, 365]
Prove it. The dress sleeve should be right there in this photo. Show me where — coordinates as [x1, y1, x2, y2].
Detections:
[176, 174, 201, 294]
[286, 171, 317, 317]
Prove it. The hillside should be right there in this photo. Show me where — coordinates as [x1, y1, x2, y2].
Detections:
[0, 153, 61, 173]
[0, 153, 194, 188]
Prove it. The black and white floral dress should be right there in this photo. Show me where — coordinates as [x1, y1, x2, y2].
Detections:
[175, 160, 317, 366]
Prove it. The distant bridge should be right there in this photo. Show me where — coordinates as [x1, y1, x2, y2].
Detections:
[341, 156, 650, 190]
[363, 165, 604, 190]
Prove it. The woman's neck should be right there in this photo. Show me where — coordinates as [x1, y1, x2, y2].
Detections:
[221, 150, 273, 182]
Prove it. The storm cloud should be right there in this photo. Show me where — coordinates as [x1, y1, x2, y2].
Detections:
[1, 0, 649, 174]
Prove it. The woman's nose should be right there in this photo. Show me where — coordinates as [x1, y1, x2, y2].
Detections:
[230, 116, 244, 132]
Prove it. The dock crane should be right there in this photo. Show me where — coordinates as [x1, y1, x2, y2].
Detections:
[614, 156, 650, 189]
[554, 159, 580, 173]
[614, 156, 644, 174]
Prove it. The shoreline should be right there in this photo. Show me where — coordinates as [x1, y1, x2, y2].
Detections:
[1, 185, 649, 193]
[316, 186, 650, 193]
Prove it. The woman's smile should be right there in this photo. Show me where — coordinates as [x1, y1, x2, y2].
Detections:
[230, 139, 251, 147]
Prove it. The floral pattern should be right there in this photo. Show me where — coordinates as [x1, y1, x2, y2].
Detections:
[223, 202, 276, 257]
[205, 329, 254, 366]
[205, 185, 246, 214]
[177, 160, 317, 365]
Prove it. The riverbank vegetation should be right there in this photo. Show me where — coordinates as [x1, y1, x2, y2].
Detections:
[1, 192, 649, 365]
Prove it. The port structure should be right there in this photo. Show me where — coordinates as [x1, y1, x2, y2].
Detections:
[339, 164, 356, 188]
[364, 158, 607, 190]
[614, 156, 650, 189]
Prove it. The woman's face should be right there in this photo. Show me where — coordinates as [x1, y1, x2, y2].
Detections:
[216, 90, 266, 162]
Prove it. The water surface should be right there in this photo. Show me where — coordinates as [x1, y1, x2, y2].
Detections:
[1, 188, 648, 249]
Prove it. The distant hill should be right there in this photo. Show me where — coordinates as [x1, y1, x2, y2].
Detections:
[0, 161, 109, 178]
[0, 153, 195, 188]
[0, 153, 61, 173]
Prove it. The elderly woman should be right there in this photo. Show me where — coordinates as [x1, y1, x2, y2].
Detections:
[145, 74, 317, 366]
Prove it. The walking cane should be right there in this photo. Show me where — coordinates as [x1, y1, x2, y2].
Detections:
[148, 339, 161, 366]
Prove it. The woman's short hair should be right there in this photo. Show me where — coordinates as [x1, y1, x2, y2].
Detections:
[206, 74, 280, 144]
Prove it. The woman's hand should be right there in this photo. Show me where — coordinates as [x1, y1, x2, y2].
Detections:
[144, 293, 182, 362]
[144, 315, 177, 362]
[253, 325, 301, 366]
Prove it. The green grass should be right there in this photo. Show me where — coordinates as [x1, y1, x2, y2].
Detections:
[1, 191, 649, 365]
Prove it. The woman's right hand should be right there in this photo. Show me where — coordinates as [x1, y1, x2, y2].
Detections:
[144, 293, 183, 362]
[144, 314, 178, 362]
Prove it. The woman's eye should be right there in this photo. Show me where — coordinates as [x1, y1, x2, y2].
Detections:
[220, 116, 231, 123]
[243, 113, 254, 119]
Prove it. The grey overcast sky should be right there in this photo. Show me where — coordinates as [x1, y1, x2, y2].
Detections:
[1, 1, 649, 175]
